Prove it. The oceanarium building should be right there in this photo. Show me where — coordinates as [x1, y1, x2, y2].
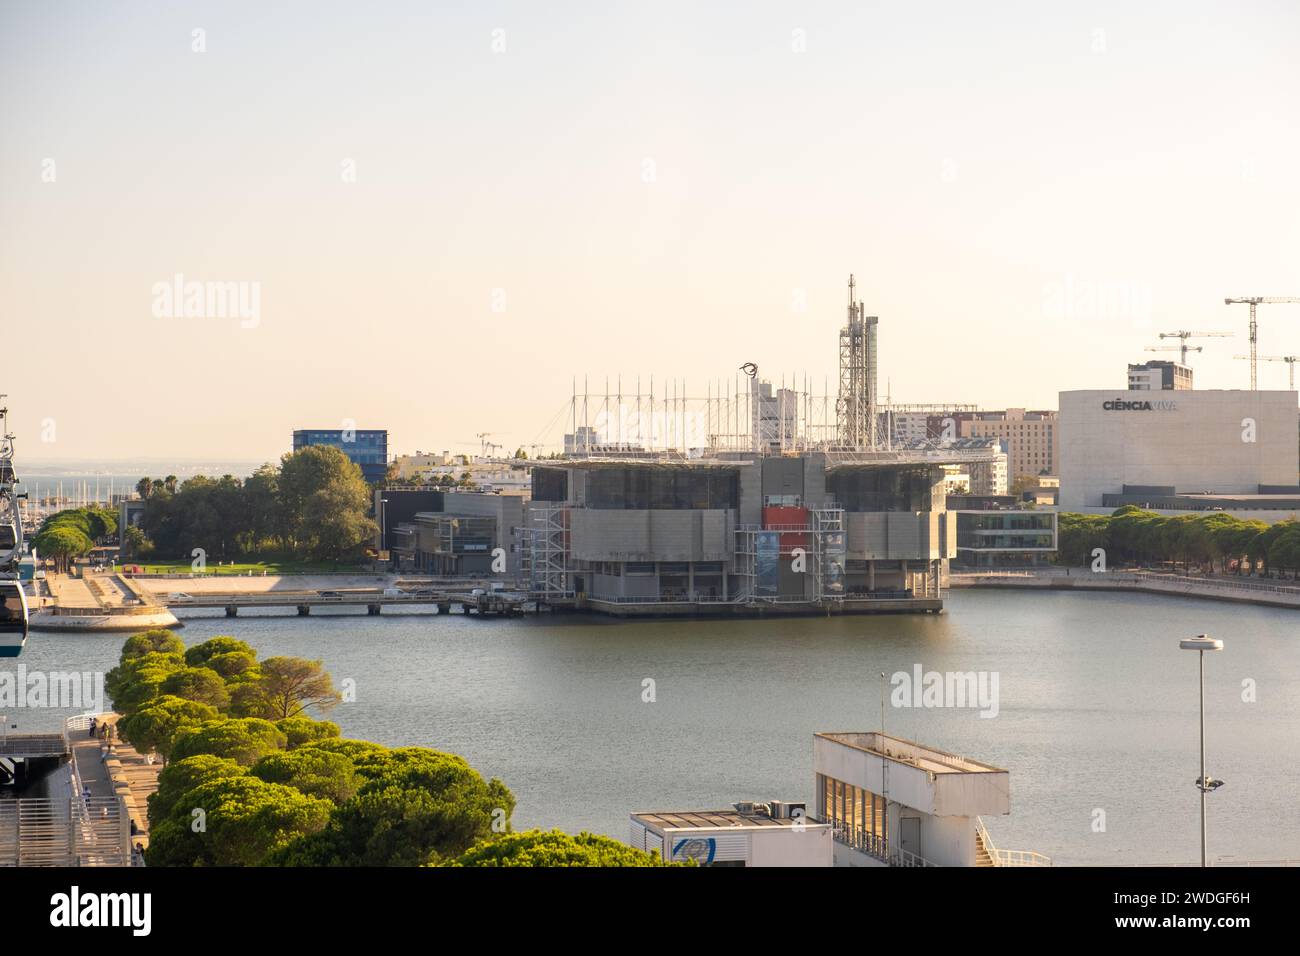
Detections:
[519, 452, 982, 617]
[1058, 389, 1300, 513]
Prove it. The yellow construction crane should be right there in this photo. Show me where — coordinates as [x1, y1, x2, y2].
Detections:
[1153, 330, 1233, 365]
[1233, 354, 1299, 390]
[1224, 297, 1300, 389]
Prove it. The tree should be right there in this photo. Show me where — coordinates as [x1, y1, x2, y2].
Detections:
[249, 748, 360, 803]
[279, 445, 375, 558]
[106, 651, 186, 715]
[147, 754, 245, 823]
[159, 667, 231, 711]
[118, 696, 220, 764]
[269, 748, 515, 866]
[448, 830, 684, 867]
[276, 717, 340, 749]
[146, 775, 331, 867]
[247, 657, 342, 719]
[32, 523, 93, 573]
[184, 636, 256, 668]
[121, 524, 147, 558]
[121, 629, 186, 661]
[136, 477, 154, 499]
[170, 718, 288, 766]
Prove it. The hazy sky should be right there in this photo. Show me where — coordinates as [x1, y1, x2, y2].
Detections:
[3, 1, 1299, 463]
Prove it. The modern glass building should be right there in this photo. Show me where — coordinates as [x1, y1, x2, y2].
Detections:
[292, 429, 388, 483]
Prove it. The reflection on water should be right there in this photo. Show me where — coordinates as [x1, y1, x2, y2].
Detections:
[9, 591, 1298, 865]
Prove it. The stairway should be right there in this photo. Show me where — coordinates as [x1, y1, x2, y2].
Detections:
[975, 825, 996, 867]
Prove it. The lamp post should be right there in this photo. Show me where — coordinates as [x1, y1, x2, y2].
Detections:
[1179, 634, 1224, 867]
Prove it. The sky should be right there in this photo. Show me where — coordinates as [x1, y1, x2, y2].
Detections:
[2, 1, 1299, 463]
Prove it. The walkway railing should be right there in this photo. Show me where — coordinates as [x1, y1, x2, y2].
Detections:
[977, 816, 1052, 867]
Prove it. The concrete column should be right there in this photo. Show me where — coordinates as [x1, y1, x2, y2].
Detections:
[868, 560, 875, 592]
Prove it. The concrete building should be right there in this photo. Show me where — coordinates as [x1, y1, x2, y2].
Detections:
[948, 495, 1058, 566]
[629, 805, 832, 867]
[389, 491, 525, 575]
[292, 428, 388, 483]
[521, 451, 982, 616]
[1058, 389, 1300, 513]
[391, 451, 453, 480]
[961, 409, 1059, 481]
[563, 426, 598, 456]
[1128, 360, 1192, 391]
[814, 731, 1047, 867]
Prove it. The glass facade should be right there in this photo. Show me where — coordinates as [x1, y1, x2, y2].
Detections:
[826, 466, 933, 512]
[817, 772, 888, 861]
[585, 466, 739, 510]
[293, 429, 388, 483]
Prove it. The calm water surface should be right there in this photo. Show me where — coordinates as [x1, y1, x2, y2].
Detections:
[13, 591, 1299, 865]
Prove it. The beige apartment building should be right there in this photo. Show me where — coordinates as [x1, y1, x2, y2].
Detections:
[960, 409, 1059, 481]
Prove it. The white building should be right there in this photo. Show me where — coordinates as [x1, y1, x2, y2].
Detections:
[1058, 389, 1299, 512]
[814, 731, 1046, 867]
[629, 804, 832, 866]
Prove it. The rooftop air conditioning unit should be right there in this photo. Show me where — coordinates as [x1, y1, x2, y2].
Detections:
[733, 801, 755, 815]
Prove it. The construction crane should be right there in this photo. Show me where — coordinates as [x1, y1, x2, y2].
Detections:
[1153, 330, 1233, 365]
[1145, 345, 1201, 361]
[1232, 354, 1299, 390]
[1224, 297, 1300, 389]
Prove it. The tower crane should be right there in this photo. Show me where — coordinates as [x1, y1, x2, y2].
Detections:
[1224, 297, 1300, 389]
[1153, 330, 1233, 365]
[1233, 354, 1299, 390]
[1145, 345, 1201, 361]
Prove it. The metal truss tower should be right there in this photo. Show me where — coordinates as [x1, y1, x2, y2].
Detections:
[837, 275, 878, 449]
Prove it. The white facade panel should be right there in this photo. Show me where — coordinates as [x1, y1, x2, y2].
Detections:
[1058, 390, 1299, 510]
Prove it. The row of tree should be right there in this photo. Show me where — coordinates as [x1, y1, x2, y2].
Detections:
[1057, 507, 1300, 576]
[31, 507, 117, 572]
[110, 630, 673, 867]
[131, 445, 377, 562]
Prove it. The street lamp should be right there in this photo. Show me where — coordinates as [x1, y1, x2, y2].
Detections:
[1179, 634, 1225, 867]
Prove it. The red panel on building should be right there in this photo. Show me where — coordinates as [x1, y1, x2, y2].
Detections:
[762, 506, 809, 554]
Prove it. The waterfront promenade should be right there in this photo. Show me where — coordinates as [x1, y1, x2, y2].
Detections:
[69, 714, 161, 856]
[951, 567, 1300, 610]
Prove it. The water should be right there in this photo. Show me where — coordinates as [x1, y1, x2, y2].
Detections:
[9, 591, 1298, 865]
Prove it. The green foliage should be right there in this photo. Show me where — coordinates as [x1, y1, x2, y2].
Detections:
[184, 636, 255, 668]
[148, 754, 245, 823]
[246, 656, 341, 719]
[118, 695, 220, 762]
[159, 667, 231, 711]
[448, 829, 686, 867]
[134, 447, 376, 563]
[106, 651, 185, 715]
[146, 775, 332, 867]
[1057, 510, 1300, 575]
[121, 629, 186, 661]
[170, 718, 288, 766]
[268, 748, 515, 866]
[249, 748, 360, 803]
[276, 717, 341, 749]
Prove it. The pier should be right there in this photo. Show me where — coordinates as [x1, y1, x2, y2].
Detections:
[166, 588, 533, 618]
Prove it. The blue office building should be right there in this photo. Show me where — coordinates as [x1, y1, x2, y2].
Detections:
[292, 428, 389, 483]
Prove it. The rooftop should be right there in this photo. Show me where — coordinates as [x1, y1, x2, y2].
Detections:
[816, 731, 1006, 775]
[632, 808, 823, 831]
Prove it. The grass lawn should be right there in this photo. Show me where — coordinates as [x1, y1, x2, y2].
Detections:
[120, 560, 371, 575]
